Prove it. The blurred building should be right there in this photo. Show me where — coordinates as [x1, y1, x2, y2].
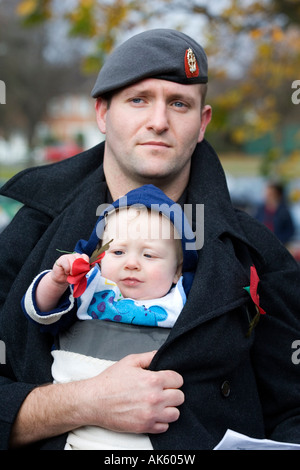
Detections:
[36, 94, 102, 161]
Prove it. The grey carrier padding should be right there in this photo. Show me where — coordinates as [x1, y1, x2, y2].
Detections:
[58, 320, 171, 361]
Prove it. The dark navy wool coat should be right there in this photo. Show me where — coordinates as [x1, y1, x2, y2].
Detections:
[1, 140, 300, 450]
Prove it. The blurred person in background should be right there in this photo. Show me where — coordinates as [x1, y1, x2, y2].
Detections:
[255, 182, 295, 246]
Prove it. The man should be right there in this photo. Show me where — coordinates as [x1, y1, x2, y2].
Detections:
[0, 29, 300, 450]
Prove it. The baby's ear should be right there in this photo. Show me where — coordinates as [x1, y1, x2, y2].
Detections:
[173, 262, 183, 284]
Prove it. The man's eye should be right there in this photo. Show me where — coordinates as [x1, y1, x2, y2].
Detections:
[173, 101, 185, 108]
[131, 98, 144, 104]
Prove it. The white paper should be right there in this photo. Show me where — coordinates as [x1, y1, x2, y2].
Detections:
[214, 429, 300, 450]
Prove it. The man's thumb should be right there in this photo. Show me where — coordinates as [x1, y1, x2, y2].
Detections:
[131, 350, 157, 369]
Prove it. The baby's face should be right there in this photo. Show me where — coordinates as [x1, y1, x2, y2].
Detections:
[100, 208, 182, 300]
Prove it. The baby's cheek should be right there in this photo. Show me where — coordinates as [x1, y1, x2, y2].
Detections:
[150, 266, 173, 285]
[100, 259, 115, 281]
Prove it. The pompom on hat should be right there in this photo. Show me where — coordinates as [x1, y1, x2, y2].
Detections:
[91, 28, 208, 98]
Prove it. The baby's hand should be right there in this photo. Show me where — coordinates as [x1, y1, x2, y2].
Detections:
[52, 253, 90, 286]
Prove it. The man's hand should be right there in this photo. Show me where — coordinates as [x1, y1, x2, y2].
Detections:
[85, 351, 185, 434]
[10, 351, 184, 447]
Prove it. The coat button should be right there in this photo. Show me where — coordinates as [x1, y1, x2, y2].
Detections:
[221, 381, 231, 397]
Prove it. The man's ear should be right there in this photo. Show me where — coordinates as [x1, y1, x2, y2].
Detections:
[197, 105, 212, 143]
[95, 98, 109, 134]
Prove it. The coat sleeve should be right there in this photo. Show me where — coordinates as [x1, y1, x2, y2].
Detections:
[0, 152, 105, 449]
[0, 205, 53, 448]
[0, 206, 52, 310]
[237, 210, 300, 443]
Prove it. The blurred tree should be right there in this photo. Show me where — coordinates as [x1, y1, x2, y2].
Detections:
[199, 1, 300, 181]
[16, 0, 147, 73]
[0, 0, 95, 163]
[10, 0, 300, 177]
[272, 0, 300, 25]
[205, 20, 300, 182]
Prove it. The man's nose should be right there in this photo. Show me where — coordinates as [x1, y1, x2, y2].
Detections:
[146, 102, 169, 134]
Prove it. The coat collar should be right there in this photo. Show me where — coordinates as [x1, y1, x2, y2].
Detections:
[187, 140, 251, 244]
[0, 142, 106, 218]
[1, 137, 259, 264]
[1, 138, 257, 256]
[1, 139, 241, 236]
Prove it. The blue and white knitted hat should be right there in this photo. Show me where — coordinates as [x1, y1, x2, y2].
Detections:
[75, 184, 198, 294]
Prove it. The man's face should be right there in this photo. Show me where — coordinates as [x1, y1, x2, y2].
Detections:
[96, 78, 211, 190]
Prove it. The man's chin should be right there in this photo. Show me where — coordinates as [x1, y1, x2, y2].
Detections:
[134, 162, 176, 181]
[136, 170, 173, 184]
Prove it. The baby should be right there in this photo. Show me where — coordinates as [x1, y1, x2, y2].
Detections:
[23, 184, 198, 333]
[22, 184, 198, 450]
[31, 203, 184, 328]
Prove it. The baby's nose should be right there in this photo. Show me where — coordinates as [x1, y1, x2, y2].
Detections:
[124, 255, 140, 270]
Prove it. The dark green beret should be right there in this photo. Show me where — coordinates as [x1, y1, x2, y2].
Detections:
[91, 28, 208, 98]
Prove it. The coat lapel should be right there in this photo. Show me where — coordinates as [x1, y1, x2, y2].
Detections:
[161, 140, 259, 342]
[166, 236, 250, 342]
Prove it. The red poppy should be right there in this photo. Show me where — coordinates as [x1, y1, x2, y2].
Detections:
[248, 265, 266, 315]
[244, 265, 266, 337]
[67, 252, 105, 298]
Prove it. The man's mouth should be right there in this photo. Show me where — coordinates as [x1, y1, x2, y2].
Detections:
[140, 141, 170, 148]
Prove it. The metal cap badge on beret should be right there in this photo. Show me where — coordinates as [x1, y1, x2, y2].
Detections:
[91, 29, 208, 98]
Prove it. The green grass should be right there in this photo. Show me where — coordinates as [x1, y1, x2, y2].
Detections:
[219, 154, 261, 177]
[0, 164, 27, 181]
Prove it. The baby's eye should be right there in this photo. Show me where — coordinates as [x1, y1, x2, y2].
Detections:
[143, 253, 154, 259]
[113, 250, 124, 256]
